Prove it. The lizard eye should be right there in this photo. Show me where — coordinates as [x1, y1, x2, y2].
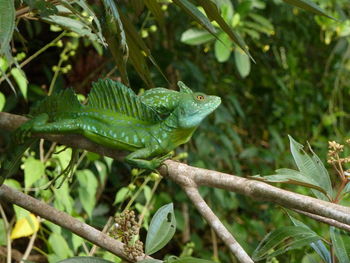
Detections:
[196, 95, 205, 101]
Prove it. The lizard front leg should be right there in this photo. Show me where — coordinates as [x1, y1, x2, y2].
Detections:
[125, 148, 172, 170]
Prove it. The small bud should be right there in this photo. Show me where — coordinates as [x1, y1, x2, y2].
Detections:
[128, 183, 136, 191]
[131, 168, 139, 177]
[69, 50, 76, 56]
[150, 25, 157, 32]
[149, 172, 160, 181]
[56, 40, 63, 47]
[141, 30, 149, 38]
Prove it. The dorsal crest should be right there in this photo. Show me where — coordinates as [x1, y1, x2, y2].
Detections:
[87, 79, 161, 122]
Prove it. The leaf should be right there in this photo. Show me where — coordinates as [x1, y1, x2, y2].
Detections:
[181, 28, 215, 45]
[49, 232, 73, 259]
[214, 33, 232, 62]
[0, 219, 6, 245]
[0, 0, 15, 55]
[234, 49, 251, 78]
[197, 0, 252, 60]
[11, 68, 28, 99]
[173, 0, 216, 35]
[77, 170, 98, 215]
[58, 257, 115, 263]
[145, 203, 176, 255]
[330, 227, 350, 263]
[24, 157, 45, 189]
[0, 92, 5, 111]
[77, 170, 98, 218]
[282, 0, 334, 19]
[113, 187, 130, 204]
[288, 135, 332, 200]
[252, 226, 321, 260]
[11, 213, 40, 240]
[289, 215, 331, 263]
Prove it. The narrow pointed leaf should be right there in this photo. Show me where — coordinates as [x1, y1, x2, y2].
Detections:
[197, 0, 253, 60]
[144, 0, 164, 25]
[330, 227, 350, 263]
[289, 215, 331, 263]
[173, 0, 216, 35]
[252, 226, 321, 261]
[283, 0, 334, 19]
[145, 203, 176, 255]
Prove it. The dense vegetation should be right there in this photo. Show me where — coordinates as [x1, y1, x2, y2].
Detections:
[1, 0, 350, 262]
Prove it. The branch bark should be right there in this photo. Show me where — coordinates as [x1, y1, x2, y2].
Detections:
[2, 112, 350, 262]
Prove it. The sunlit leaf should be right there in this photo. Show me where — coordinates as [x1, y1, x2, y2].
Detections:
[0, 92, 5, 111]
[181, 28, 215, 45]
[145, 203, 176, 255]
[214, 33, 232, 62]
[11, 213, 40, 240]
[330, 227, 350, 263]
[11, 68, 28, 99]
[24, 156, 45, 188]
[283, 0, 334, 19]
[234, 49, 250, 78]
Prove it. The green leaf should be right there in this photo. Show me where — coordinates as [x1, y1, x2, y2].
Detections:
[197, 0, 252, 60]
[10, 68, 28, 99]
[0, 91, 5, 111]
[145, 203, 176, 255]
[24, 157, 45, 188]
[0, 0, 15, 55]
[283, 0, 334, 19]
[49, 232, 73, 259]
[144, 0, 164, 25]
[181, 28, 215, 45]
[77, 170, 98, 218]
[113, 187, 131, 204]
[252, 226, 321, 261]
[214, 33, 232, 63]
[234, 49, 250, 78]
[173, 0, 216, 35]
[330, 227, 350, 263]
[289, 215, 331, 263]
[58, 257, 114, 263]
[288, 135, 332, 200]
[0, 219, 6, 245]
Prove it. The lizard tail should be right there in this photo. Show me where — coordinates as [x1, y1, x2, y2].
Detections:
[0, 138, 37, 185]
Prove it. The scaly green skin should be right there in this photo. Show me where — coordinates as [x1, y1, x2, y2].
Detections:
[1, 79, 221, 183]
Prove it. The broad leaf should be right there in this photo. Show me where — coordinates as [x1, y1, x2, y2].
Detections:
[214, 33, 232, 63]
[77, 170, 98, 218]
[145, 203, 176, 255]
[0, 92, 5, 111]
[330, 227, 350, 263]
[283, 0, 334, 19]
[181, 28, 215, 45]
[234, 49, 250, 78]
[11, 68, 28, 99]
[24, 157, 45, 189]
[11, 213, 40, 240]
[58, 257, 114, 263]
[0, 0, 15, 55]
[252, 226, 321, 260]
[49, 232, 73, 259]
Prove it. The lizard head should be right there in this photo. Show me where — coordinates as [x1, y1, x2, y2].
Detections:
[176, 81, 221, 128]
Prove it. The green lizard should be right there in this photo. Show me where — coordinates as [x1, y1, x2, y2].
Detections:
[0, 79, 221, 184]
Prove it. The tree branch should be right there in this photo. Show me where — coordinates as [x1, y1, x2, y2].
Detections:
[0, 184, 150, 262]
[2, 112, 350, 262]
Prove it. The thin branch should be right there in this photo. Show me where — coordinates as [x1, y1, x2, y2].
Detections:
[292, 209, 350, 232]
[0, 184, 151, 262]
[182, 186, 253, 263]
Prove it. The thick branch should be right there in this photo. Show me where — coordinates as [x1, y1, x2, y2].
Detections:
[0, 184, 150, 262]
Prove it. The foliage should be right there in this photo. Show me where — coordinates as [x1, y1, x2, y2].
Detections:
[1, 0, 350, 262]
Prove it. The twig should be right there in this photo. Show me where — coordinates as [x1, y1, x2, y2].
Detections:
[89, 216, 114, 256]
[21, 219, 39, 262]
[0, 184, 152, 262]
[292, 209, 350, 232]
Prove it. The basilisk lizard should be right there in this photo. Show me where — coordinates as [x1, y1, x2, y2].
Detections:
[0, 79, 221, 184]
